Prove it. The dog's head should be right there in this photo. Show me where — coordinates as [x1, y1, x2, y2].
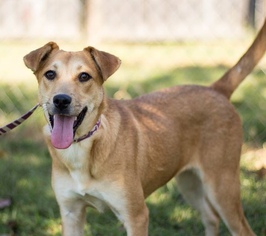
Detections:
[24, 42, 121, 149]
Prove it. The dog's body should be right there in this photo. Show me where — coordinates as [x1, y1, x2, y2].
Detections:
[24, 20, 266, 236]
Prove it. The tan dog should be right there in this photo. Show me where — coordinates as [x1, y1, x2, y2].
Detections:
[23, 19, 266, 236]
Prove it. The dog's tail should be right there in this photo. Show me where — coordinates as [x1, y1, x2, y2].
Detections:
[211, 19, 266, 99]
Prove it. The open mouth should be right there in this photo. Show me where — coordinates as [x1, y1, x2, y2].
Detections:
[49, 107, 88, 133]
[48, 107, 88, 149]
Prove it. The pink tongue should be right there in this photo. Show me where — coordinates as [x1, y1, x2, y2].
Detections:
[51, 115, 75, 149]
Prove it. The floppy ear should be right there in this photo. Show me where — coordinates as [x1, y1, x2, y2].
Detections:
[23, 42, 59, 72]
[84, 47, 121, 81]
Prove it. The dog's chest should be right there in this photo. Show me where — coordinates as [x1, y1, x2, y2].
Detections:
[54, 142, 125, 217]
[55, 141, 95, 190]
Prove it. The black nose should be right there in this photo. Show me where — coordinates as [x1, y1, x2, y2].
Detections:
[53, 94, 72, 111]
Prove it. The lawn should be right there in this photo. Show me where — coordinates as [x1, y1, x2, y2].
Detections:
[0, 139, 265, 236]
[0, 40, 265, 235]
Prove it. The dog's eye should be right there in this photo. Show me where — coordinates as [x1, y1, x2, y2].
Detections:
[79, 72, 92, 82]
[44, 70, 56, 80]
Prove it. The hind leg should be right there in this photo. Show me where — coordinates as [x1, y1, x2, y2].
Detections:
[176, 165, 255, 236]
[201, 168, 255, 236]
[176, 169, 220, 236]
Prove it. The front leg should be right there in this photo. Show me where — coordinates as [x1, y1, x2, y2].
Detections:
[105, 184, 149, 236]
[124, 203, 149, 236]
[59, 198, 87, 236]
[52, 168, 87, 236]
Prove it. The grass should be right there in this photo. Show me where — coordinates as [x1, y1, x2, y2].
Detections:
[0, 40, 266, 235]
[0, 139, 265, 235]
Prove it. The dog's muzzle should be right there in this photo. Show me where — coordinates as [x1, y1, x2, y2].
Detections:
[48, 94, 88, 149]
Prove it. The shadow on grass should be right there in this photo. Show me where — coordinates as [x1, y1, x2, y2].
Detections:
[0, 139, 60, 236]
[106, 65, 225, 98]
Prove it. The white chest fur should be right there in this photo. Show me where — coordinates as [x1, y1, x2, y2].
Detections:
[55, 138, 96, 193]
[52, 139, 126, 222]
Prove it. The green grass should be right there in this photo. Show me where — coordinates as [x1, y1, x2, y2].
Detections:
[0, 140, 265, 235]
[0, 41, 266, 235]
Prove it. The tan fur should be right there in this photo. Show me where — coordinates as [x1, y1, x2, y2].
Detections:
[23, 20, 266, 236]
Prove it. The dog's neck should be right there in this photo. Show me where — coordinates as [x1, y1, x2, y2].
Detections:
[74, 97, 106, 142]
[74, 117, 101, 143]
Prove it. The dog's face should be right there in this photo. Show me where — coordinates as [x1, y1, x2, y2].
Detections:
[24, 42, 121, 149]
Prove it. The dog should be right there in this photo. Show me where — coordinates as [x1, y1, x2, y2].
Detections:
[23, 19, 266, 236]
